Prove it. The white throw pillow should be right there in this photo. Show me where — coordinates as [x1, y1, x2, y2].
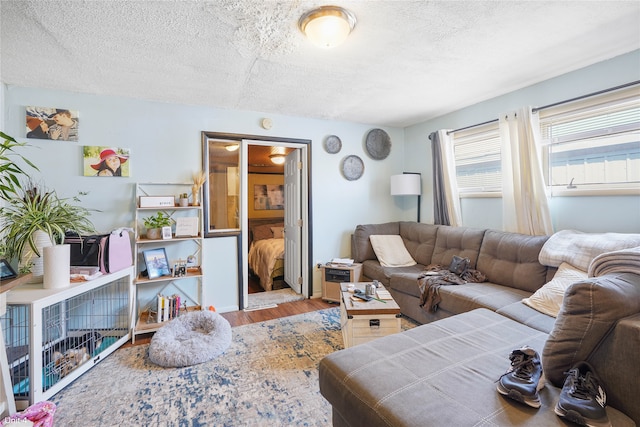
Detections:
[522, 262, 587, 317]
[369, 235, 417, 267]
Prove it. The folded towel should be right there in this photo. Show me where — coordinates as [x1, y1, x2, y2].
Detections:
[588, 246, 640, 277]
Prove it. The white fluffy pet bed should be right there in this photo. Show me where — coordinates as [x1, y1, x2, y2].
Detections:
[148, 310, 232, 368]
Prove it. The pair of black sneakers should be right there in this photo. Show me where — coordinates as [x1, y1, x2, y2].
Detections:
[496, 346, 611, 427]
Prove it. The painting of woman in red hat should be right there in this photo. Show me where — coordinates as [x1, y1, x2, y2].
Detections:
[84, 146, 130, 177]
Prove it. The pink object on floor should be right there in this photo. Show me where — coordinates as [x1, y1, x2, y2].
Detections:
[0, 401, 56, 427]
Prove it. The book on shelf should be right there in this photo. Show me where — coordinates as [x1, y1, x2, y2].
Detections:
[155, 293, 182, 323]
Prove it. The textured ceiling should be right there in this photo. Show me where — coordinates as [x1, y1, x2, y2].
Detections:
[1, 1, 639, 127]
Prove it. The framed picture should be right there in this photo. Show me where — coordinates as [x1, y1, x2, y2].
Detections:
[161, 226, 172, 240]
[83, 146, 131, 177]
[253, 184, 284, 210]
[142, 248, 171, 280]
[26, 106, 79, 141]
[0, 258, 18, 280]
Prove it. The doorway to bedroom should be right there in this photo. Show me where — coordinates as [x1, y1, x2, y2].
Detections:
[245, 141, 308, 310]
[201, 132, 311, 311]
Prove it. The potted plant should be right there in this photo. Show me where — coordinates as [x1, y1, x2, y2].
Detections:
[143, 212, 173, 240]
[0, 131, 38, 199]
[0, 181, 96, 286]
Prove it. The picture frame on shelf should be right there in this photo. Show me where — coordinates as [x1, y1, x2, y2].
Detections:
[142, 248, 171, 280]
[0, 258, 18, 280]
[161, 226, 172, 240]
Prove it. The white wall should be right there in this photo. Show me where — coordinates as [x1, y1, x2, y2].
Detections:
[404, 50, 640, 233]
[2, 86, 407, 311]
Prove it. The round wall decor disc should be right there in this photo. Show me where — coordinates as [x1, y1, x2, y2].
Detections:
[324, 135, 342, 154]
[341, 155, 364, 181]
[365, 128, 391, 160]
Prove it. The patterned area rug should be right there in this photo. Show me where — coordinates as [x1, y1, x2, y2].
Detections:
[245, 288, 305, 311]
[50, 308, 418, 426]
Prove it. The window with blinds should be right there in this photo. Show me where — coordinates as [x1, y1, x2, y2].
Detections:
[539, 85, 640, 191]
[452, 122, 501, 193]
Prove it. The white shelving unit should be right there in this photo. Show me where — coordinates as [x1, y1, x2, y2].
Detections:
[132, 183, 204, 343]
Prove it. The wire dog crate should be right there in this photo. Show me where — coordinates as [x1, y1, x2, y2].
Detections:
[1, 267, 133, 408]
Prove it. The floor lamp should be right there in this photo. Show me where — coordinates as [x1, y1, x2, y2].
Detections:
[390, 172, 422, 222]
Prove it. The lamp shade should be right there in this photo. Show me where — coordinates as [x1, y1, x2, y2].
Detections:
[390, 174, 421, 196]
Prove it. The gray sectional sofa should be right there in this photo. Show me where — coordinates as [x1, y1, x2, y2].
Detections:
[319, 221, 640, 426]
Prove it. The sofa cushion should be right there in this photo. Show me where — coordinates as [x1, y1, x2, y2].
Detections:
[389, 271, 424, 298]
[430, 226, 485, 268]
[522, 262, 587, 317]
[437, 282, 532, 314]
[542, 272, 640, 387]
[496, 301, 556, 334]
[399, 222, 439, 266]
[369, 235, 417, 267]
[476, 230, 549, 293]
[352, 222, 399, 263]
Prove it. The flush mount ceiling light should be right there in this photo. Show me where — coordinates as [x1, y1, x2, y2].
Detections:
[270, 154, 286, 165]
[298, 5, 356, 49]
[225, 144, 239, 152]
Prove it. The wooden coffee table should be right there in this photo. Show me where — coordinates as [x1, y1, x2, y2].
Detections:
[339, 282, 401, 348]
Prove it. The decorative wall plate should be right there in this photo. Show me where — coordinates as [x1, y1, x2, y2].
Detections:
[365, 128, 391, 160]
[341, 155, 364, 181]
[324, 135, 342, 154]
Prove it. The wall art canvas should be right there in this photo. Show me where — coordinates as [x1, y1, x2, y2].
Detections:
[253, 184, 284, 210]
[83, 146, 131, 177]
[26, 106, 79, 141]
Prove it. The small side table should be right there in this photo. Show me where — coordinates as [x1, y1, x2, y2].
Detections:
[320, 263, 362, 303]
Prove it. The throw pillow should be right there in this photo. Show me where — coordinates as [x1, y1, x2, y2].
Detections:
[271, 227, 284, 239]
[369, 235, 416, 267]
[522, 262, 587, 317]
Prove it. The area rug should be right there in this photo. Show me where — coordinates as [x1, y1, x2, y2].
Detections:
[245, 288, 305, 311]
[49, 307, 418, 426]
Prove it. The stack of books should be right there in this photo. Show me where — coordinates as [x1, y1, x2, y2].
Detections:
[156, 294, 182, 323]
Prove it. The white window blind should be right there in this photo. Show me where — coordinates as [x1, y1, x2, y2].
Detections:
[539, 85, 640, 190]
[452, 122, 501, 193]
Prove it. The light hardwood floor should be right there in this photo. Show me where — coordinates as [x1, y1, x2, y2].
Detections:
[125, 298, 335, 347]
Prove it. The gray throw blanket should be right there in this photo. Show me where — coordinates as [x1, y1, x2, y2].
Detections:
[418, 264, 486, 313]
[588, 246, 640, 277]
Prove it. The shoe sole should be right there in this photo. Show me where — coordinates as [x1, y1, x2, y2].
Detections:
[554, 405, 612, 427]
[496, 373, 545, 409]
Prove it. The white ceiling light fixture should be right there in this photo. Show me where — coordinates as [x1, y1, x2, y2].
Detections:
[270, 154, 286, 165]
[225, 144, 239, 152]
[298, 5, 356, 49]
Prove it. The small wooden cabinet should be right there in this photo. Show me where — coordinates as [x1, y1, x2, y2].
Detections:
[320, 263, 362, 302]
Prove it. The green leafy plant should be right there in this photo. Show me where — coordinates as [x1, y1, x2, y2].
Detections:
[0, 182, 96, 263]
[143, 212, 173, 230]
[0, 131, 38, 199]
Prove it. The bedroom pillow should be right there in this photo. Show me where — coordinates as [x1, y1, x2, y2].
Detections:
[522, 262, 587, 317]
[252, 224, 275, 241]
[369, 235, 416, 267]
[271, 227, 284, 238]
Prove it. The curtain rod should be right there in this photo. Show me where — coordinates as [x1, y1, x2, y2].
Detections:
[446, 80, 640, 135]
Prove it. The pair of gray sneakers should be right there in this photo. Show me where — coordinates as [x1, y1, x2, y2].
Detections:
[497, 346, 611, 427]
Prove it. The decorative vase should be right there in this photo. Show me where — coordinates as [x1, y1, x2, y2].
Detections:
[179, 197, 189, 207]
[146, 228, 162, 240]
[192, 185, 200, 206]
[21, 230, 53, 283]
[43, 244, 71, 289]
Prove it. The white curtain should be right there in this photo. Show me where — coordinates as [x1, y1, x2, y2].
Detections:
[499, 107, 553, 235]
[431, 130, 462, 226]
